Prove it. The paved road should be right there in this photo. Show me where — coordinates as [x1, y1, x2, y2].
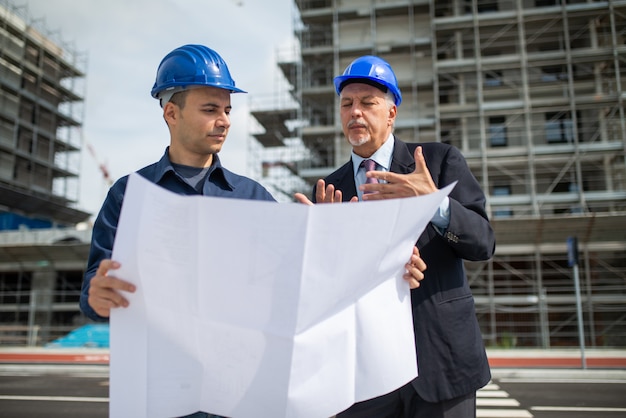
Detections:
[1, 365, 625, 417]
[483, 370, 626, 417]
[498, 380, 626, 418]
[0, 365, 108, 418]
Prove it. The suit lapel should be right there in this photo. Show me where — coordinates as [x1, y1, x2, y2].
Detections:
[389, 138, 438, 248]
[327, 161, 358, 201]
[390, 137, 417, 175]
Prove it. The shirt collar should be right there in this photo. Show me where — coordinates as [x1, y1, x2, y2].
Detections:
[153, 147, 235, 191]
[351, 133, 395, 176]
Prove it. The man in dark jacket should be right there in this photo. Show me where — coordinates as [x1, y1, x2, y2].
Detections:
[301, 55, 496, 418]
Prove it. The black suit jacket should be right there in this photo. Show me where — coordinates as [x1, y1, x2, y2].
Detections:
[314, 138, 496, 402]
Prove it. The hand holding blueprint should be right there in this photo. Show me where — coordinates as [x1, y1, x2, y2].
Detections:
[109, 173, 454, 418]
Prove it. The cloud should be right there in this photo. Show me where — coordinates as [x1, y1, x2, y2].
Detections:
[23, 0, 294, 218]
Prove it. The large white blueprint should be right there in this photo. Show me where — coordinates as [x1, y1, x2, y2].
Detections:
[109, 173, 454, 418]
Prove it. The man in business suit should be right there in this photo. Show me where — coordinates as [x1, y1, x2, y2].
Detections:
[302, 56, 496, 417]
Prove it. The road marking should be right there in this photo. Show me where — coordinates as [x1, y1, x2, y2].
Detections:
[478, 398, 521, 407]
[532, 406, 626, 412]
[499, 378, 626, 384]
[478, 382, 533, 417]
[478, 410, 533, 418]
[478, 389, 510, 398]
[0, 395, 108, 403]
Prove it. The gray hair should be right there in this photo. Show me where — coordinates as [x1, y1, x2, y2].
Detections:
[385, 90, 396, 129]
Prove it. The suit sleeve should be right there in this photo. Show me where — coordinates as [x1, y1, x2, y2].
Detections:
[436, 145, 495, 261]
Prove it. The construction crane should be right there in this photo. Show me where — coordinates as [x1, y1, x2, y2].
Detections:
[86, 142, 113, 187]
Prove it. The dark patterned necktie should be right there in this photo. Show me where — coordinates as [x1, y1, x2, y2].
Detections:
[361, 159, 378, 195]
[362, 159, 379, 184]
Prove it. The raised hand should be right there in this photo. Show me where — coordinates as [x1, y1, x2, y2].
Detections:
[294, 179, 358, 204]
[87, 259, 135, 318]
[360, 146, 437, 200]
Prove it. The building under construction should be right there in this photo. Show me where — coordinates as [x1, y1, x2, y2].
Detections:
[0, 1, 90, 344]
[0, 0, 624, 349]
[250, 0, 626, 347]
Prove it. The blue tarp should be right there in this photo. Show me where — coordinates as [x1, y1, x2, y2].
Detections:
[46, 324, 110, 348]
[0, 212, 52, 230]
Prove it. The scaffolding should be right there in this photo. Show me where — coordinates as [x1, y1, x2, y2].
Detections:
[248, 44, 313, 202]
[250, 0, 626, 347]
[1, 0, 623, 348]
[0, 0, 89, 226]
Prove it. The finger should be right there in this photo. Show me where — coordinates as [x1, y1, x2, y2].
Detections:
[88, 274, 135, 318]
[315, 179, 327, 203]
[323, 183, 336, 203]
[88, 290, 128, 318]
[88, 299, 113, 318]
[88, 284, 129, 318]
[410, 247, 427, 273]
[366, 170, 401, 184]
[361, 190, 382, 200]
[402, 273, 421, 289]
[403, 264, 424, 290]
[359, 181, 380, 195]
[91, 275, 136, 293]
[334, 189, 343, 202]
[294, 193, 313, 205]
[91, 259, 135, 293]
[102, 276, 137, 293]
[89, 286, 130, 308]
[360, 184, 396, 200]
[411, 254, 427, 273]
[405, 262, 425, 281]
[413, 146, 429, 176]
[95, 259, 120, 278]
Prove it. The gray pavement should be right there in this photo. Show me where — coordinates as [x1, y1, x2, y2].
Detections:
[1, 350, 625, 418]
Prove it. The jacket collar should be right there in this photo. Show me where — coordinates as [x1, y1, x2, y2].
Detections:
[390, 136, 416, 174]
[153, 147, 234, 191]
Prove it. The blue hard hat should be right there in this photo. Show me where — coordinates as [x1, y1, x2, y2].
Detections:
[334, 55, 402, 106]
[151, 44, 246, 99]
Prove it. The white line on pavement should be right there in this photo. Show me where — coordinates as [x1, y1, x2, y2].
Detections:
[498, 378, 626, 384]
[478, 398, 521, 407]
[477, 409, 533, 418]
[478, 390, 510, 398]
[0, 395, 108, 403]
[532, 406, 626, 412]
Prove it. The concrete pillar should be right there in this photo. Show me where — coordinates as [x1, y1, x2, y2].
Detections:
[29, 267, 56, 344]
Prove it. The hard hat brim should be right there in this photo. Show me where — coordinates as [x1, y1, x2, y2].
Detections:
[334, 75, 402, 106]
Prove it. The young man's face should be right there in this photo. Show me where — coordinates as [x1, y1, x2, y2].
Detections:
[339, 82, 396, 158]
[166, 86, 232, 167]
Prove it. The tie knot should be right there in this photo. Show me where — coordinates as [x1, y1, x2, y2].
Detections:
[362, 159, 376, 172]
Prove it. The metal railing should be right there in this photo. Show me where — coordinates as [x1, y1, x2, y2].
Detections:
[0, 324, 40, 346]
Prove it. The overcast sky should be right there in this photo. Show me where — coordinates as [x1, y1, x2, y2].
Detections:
[21, 0, 294, 220]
